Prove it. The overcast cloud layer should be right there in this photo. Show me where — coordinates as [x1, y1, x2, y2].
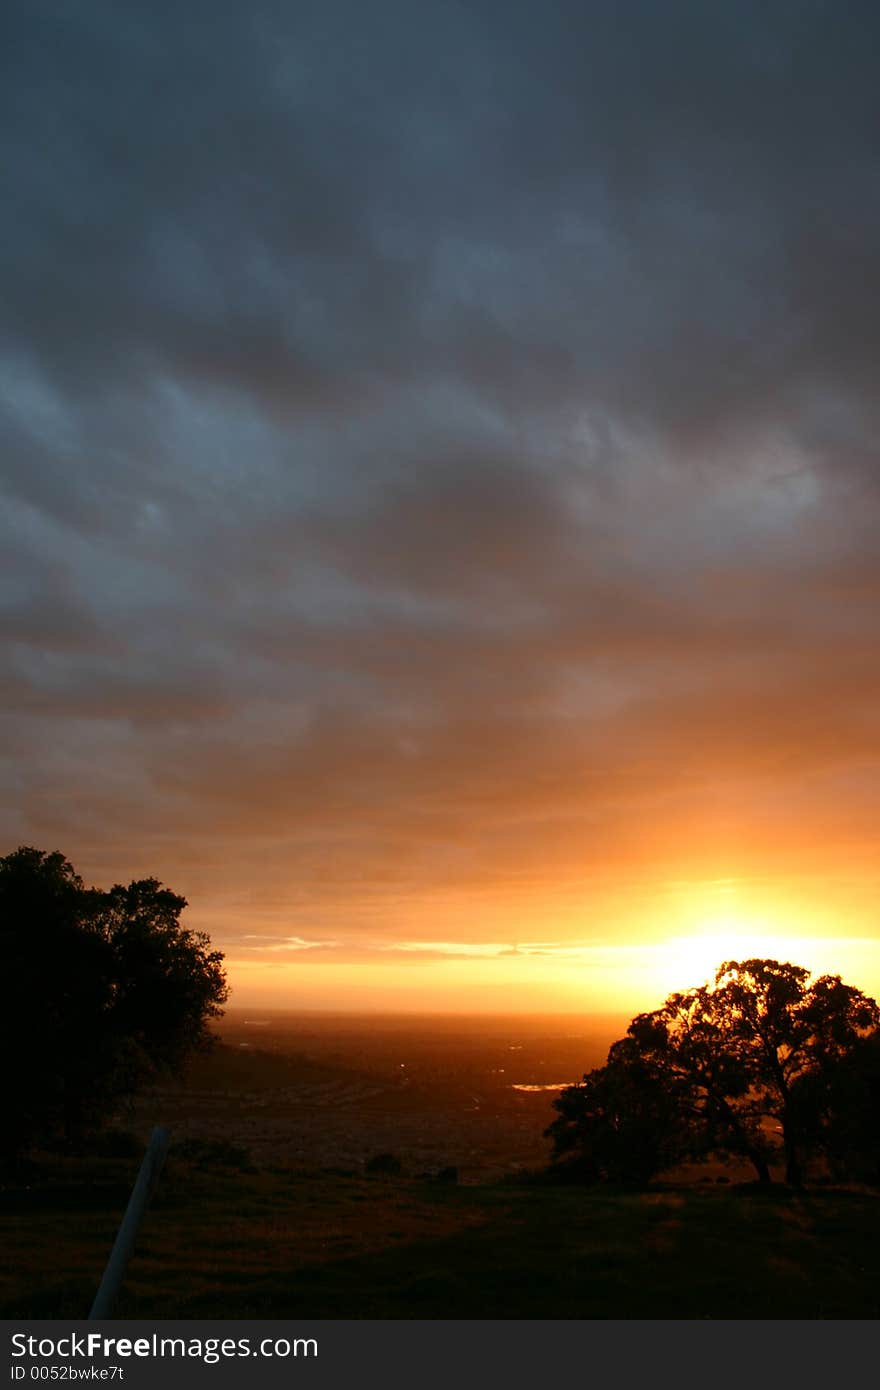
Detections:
[3, 1, 880, 966]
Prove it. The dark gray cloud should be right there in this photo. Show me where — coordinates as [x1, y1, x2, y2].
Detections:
[2, 1, 880, 958]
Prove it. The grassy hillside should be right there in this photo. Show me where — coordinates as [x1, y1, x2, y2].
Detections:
[2, 1148, 879, 1319]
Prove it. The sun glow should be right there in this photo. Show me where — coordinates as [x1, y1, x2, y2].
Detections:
[651, 887, 776, 984]
[219, 874, 880, 1015]
[655, 927, 766, 991]
[641, 925, 880, 1005]
[634, 877, 875, 1001]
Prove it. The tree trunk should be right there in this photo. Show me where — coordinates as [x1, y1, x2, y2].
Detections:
[750, 1151, 771, 1185]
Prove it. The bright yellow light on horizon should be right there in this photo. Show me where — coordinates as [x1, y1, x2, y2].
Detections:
[225, 926, 880, 1018]
[216, 874, 880, 1016]
[628, 874, 880, 1003]
[652, 928, 823, 994]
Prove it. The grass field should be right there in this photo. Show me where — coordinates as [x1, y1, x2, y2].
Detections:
[3, 1149, 879, 1319]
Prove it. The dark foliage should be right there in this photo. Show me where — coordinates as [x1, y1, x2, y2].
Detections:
[546, 1034, 699, 1185]
[797, 1030, 880, 1184]
[365, 1152, 403, 1176]
[547, 958, 879, 1188]
[0, 846, 228, 1163]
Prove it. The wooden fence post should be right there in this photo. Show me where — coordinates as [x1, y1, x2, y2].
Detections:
[89, 1125, 170, 1319]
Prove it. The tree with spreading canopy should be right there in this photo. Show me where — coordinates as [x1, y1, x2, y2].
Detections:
[1, 846, 228, 1163]
[546, 959, 879, 1187]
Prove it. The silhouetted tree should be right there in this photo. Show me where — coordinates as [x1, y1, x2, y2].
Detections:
[547, 959, 879, 1188]
[0, 846, 227, 1163]
[791, 1027, 880, 1185]
[546, 1033, 699, 1185]
[621, 986, 775, 1184]
[709, 961, 878, 1185]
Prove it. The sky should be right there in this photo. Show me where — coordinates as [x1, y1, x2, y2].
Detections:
[3, 0, 880, 1014]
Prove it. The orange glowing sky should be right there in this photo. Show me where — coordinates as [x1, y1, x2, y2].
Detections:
[3, 2, 880, 1016]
